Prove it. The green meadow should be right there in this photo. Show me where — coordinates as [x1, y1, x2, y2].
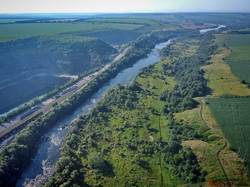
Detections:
[87, 18, 161, 26]
[0, 22, 142, 42]
[220, 33, 250, 83]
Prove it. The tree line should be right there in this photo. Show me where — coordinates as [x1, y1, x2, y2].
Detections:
[44, 32, 215, 186]
[0, 30, 183, 186]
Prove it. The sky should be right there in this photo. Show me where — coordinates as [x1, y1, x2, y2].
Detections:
[0, 0, 250, 14]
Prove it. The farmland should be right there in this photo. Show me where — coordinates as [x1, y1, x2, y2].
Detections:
[45, 30, 239, 186]
[0, 22, 143, 42]
[0, 19, 32, 23]
[216, 33, 250, 83]
[202, 41, 250, 97]
[202, 26, 250, 181]
[86, 18, 161, 26]
[1, 13, 250, 187]
[208, 97, 250, 174]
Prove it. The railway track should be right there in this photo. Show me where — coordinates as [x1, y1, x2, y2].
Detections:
[0, 47, 130, 144]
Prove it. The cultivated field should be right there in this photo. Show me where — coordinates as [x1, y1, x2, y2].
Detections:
[0, 22, 142, 42]
[216, 33, 250, 83]
[86, 18, 161, 26]
[208, 97, 250, 173]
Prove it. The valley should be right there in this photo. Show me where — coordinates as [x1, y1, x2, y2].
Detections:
[0, 13, 249, 187]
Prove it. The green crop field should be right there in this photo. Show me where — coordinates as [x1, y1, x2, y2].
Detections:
[180, 13, 249, 24]
[218, 33, 250, 83]
[0, 19, 32, 23]
[0, 22, 142, 42]
[87, 18, 161, 26]
[208, 97, 250, 172]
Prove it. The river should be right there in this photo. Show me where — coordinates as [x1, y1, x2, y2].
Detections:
[16, 24, 227, 187]
[16, 39, 172, 187]
[199, 25, 226, 34]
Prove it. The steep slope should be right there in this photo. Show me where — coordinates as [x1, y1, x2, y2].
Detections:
[0, 35, 117, 112]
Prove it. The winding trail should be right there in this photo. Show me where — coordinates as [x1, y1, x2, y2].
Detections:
[199, 98, 231, 186]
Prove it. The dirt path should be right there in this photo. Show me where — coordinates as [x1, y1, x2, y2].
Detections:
[199, 99, 231, 186]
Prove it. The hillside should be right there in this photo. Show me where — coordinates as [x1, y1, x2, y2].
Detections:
[43, 26, 250, 186]
[1, 13, 250, 187]
[0, 35, 116, 113]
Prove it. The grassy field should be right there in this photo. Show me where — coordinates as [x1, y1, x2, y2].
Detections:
[79, 35, 249, 186]
[0, 22, 142, 42]
[83, 59, 181, 186]
[179, 13, 250, 24]
[202, 44, 250, 97]
[216, 33, 250, 83]
[201, 29, 250, 183]
[86, 18, 161, 26]
[0, 19, 32, 23]
[175, 97, 249, 185]
[208, 98, 250, 173]
[76, 59, 182, 186]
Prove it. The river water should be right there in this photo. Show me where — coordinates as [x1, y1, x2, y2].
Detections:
[199, 25, 226, 34]
[16, 24, 227, 187]
[16, 39, 172, 187]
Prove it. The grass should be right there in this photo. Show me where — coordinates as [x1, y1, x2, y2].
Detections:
[0, 75, 69, 113]
[0, 19, 32, 23]
[87, 18, 161, 26]
[78, 59, 182, 186]
[208, 97, 250, 175]
[40, 34, 96, 43]
[180, 13, 249, 24]
[202, 45, 250, 97]
[175, 97, 248, 185]
[200, 31, 250, 183]
[0, 22, 142, 42]
[217, 33, 250, 83]
[168, 35, 250, 185]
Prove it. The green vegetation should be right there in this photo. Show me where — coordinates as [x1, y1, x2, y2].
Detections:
[0, 19, 32, 23]
[87, 18, 161, 26]
[1, 13, 250, 187]
[207, 31, 250, 176]
[44, 31, 220, 186]
[202, 38, 250, 96]
[0, 31, 178, 186]
[0, 66, 100, 123]
[0, 22, 142, 42]
[45, 74, 204, 186]
[160, 33, 215, 113]
[0, 35, 116, 112]
[208, 97, 250, 173]
[219, 33, 250, 83]
[0, 75, 69, 114]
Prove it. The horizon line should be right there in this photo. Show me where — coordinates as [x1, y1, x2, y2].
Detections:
[0, 11, 250, 15]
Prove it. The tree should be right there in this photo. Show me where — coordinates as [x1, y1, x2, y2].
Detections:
[88, 152, 106, 171]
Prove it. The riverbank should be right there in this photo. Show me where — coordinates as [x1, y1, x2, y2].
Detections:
[0, 30, 182, 187]
[45, 26, 249, 186]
